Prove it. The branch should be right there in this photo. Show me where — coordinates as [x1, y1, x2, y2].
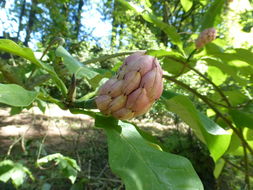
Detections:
[166, 51, 232, 107]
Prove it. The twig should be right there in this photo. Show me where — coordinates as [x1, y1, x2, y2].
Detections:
[89, 176, 121, 183]
[88, 159, 92, 180]
[96, 164, 109, 178]
[223, 158, 253, 177]
[82, 51, 138, 65]
[6, 124, 32, 156]
[163, 75, 253, 156]
[40, 37, 65, 60]
[243, 141, 250, 189]
[6, 136, 23, 156]
[186, 64, 231, 107]
[167, 50, 232, 107]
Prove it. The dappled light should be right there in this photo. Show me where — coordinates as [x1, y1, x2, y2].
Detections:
[0, 0, 253, 189]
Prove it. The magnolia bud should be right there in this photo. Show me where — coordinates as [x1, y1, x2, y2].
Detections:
[96, 52, 163, 120]
[195, 28, 217, 49]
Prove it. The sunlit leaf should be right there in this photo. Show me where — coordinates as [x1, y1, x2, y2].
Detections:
[213, 158, 225, 179]
[207, 66, 227, 86]
[37, 153, 80, 184]
[180, 0, 193, 12]
[0, 39, 41, 67]
[0, 39, 67, 95]
[162, 90, 231, 162]
[96, 117, 204, 190]
[0, 160, 34, 188]
[55, 46, 98, 79]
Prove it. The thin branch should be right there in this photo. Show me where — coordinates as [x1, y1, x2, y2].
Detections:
[243, 141, 250, 189]
[82, 51, 139, 65]
[163, 75, 253, 156]
[186, 63, 231, 107]
[223, 158, 253, 177]
[167, 51, 232, 107]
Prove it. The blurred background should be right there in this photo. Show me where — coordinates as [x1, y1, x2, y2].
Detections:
[0, 0, 253, 189]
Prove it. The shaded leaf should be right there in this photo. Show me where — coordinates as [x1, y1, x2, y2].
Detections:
[200, 0, 226, 30]
[0, 84, 38, 107]
[229, 109, 253, 129]
[224, 91, 248, 106]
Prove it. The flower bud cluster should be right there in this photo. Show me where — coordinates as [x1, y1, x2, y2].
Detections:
[96, 52, 163, 120]
[195, 28, 217, 49]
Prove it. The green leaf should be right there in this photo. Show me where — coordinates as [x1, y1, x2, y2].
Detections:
[180, 0, 193, 12]
[226, 132, 253, 156]
[0, 84, 38, 107]
[162, 57, 191, 75]
[0, 160, 34, 188]
[0, 39, 41, 67]
[204, 58, 248, 86]
[147, 50, 183, 58]
[147, 50, 192, 75]
[37, 153, 80, 184]
[55, 46, 98, 80]
[213, 158, 225, 179]
[224, 91, 248, 106]
[229, 109, 253, 129]
[207, 66, 227, 86]
[104, 120, 204, 190]
[245, 128, 253, 141]
[161, 90, 231, 162]
[207, 48, 253, 69]
[200, 0, 226, 30]
[0, 39, 67, 96]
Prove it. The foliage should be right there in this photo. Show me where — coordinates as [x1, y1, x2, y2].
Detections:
[37, 153, 81, 184]
[0, 160, 34, 188]
[0, 0, 253, 189]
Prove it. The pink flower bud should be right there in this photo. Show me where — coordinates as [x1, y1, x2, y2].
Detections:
[95, 52, 163, 120]
[195, 28, 217, 49]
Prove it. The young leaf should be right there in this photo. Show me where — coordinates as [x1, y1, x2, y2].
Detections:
[0, 84, 38, 107]
[55, 46, 98, 79]
[103, 120, 204, 190]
